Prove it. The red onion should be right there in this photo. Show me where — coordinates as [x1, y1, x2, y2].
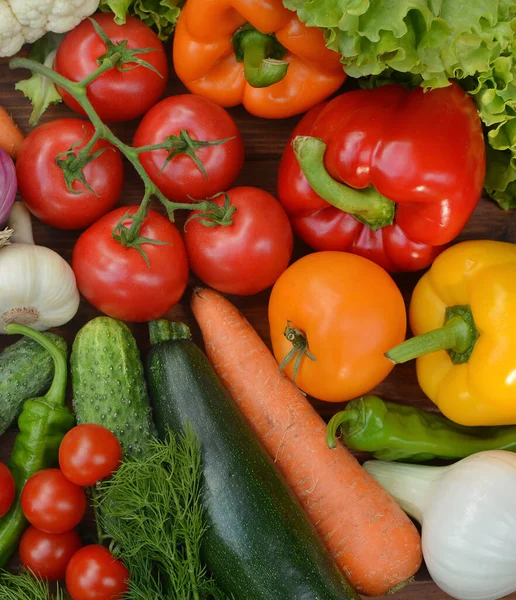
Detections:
[0, 147, 16, 225]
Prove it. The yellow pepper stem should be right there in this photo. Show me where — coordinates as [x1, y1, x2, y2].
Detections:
[386, 305, 479, 365]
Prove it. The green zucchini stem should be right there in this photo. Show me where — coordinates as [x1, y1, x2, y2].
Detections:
[149, 320, 192, 345]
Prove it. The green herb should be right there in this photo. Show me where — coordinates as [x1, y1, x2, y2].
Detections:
[283, 0, 516, 209]
[99, 0, 183, 40]
[0, 570, 69, 600]
[95, 428, 229, 600]
[15, 33, 64, 126]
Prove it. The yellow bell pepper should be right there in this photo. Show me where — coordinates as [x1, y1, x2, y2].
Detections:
[386, 240, 516, 426]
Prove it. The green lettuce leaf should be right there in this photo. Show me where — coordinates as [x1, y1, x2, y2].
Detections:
[99, 0, 133, 22]
[283, 0, 516, 209]
[99, 0, 182, 40]
[14, 33, 64, 126]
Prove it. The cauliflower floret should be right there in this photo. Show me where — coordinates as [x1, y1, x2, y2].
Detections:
[0, 0, 25, 57]
[1, 0, 100, 57]
[9, 0, 100, 33]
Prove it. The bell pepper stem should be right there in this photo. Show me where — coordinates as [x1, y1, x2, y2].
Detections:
[386, 305, 479, 365]
[232, 25, 288, 88]
[292, 136, 395, 231]
[5, 323, 67, 407]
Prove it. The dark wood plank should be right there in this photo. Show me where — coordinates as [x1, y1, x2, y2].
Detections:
[1, 45, 515, 600]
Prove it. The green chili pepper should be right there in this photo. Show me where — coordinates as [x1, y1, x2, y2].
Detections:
[0, 324, 75, 567]
[326, 395, 516, 463]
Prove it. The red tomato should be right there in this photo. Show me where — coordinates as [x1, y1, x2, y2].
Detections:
[59, 425, 122, 487]
[20, 526, 82, 581]
[16, 119, 123, 230]
[184, 187, 293, 295]
[55, 14, 168, 123]
[21, 469, 87, 534]
[0, 462, 15, 518]
[72, 207, 189, 322]
[66, 545, 129, 600]
[133, 95, 244, 202]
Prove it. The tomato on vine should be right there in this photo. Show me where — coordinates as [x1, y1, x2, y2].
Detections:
[55, 14, 168, 123]
[72, 207, 189, 323]
[16, 119, 123, 230]
[184, 187, 293, 295]
[134, 95, 244, 202]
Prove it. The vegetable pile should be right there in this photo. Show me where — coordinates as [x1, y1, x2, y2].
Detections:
[0, 2, 515, 600]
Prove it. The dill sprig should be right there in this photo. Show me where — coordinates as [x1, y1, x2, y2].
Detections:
[0, 570, 69, 599]
[95, 427, 228, 600]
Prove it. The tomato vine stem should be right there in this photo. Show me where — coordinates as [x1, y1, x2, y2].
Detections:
[10, 36, 233, 251]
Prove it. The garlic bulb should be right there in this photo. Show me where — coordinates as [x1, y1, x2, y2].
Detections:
[0, 202, 79, 333]
[364, 451, 516, 600]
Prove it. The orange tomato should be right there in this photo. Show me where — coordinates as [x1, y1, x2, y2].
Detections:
[268, 251, 407, 402]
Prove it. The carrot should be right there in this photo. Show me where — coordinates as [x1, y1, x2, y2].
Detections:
[191, 288, 422, 597]
[0, 106, 24, 159]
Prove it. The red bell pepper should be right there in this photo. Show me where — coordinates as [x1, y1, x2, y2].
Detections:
[277, 82, 486, 272]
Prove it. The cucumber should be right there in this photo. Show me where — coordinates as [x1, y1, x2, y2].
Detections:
[71, 317, 156, 457]
[146, 321, 359, 600]
[0, 333, 67, 436]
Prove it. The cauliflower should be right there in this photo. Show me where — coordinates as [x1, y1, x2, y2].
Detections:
[0, 0, 99, 57]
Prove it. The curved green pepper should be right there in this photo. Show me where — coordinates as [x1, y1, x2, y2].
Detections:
[327, 395, 516, 463]
[0, 324, 75, 567]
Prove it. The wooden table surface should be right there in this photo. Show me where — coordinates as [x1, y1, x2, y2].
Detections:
[1, 42, 515, 600]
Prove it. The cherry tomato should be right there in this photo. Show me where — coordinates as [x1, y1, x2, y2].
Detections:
[133, 95, 244, 202]
[66, 545, 129, 600]
[185, 187, 293, 295]
[268, 251, 407, 402]
[72, 207, 189, 322]
[20, 526, 82, 581]
[21, 469, 87, 534]
[16, 119, 123, 230]
[59, 425, 122, 487]
[0, 462, 15, 518]
[55, 14, 168, 123]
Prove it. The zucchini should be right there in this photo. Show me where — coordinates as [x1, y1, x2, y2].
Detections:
[71, 317, 156, 457]
[146, 320, 359, 600]
[0, 333, 67, 436]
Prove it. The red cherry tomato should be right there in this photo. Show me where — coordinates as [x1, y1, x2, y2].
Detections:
[20, 526, 82, 581]
[184, 187, 293, 295]
[55, 14, 168, 123]
[66, 545, 129, 600]
[59, 425, 122, 487]
[21, 469, 87, 534]
[0, 462, 15, 518]
[16, 119, 124, 230]
[72, 207, 189, 322]
[133, 95, 244, 202]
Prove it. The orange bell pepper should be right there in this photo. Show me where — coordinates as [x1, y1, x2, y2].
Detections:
[172, 0, 346, 119]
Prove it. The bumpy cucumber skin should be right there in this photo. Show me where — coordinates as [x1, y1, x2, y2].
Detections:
[0, 333, 67, 436]
[71, 317, 156, 457]
[147, 339, 360, 600]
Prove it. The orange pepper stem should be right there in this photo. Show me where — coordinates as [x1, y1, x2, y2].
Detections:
[232, 24, 289, 89]
[292, 136, 396, 231]
[386, 305, 479, 365]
